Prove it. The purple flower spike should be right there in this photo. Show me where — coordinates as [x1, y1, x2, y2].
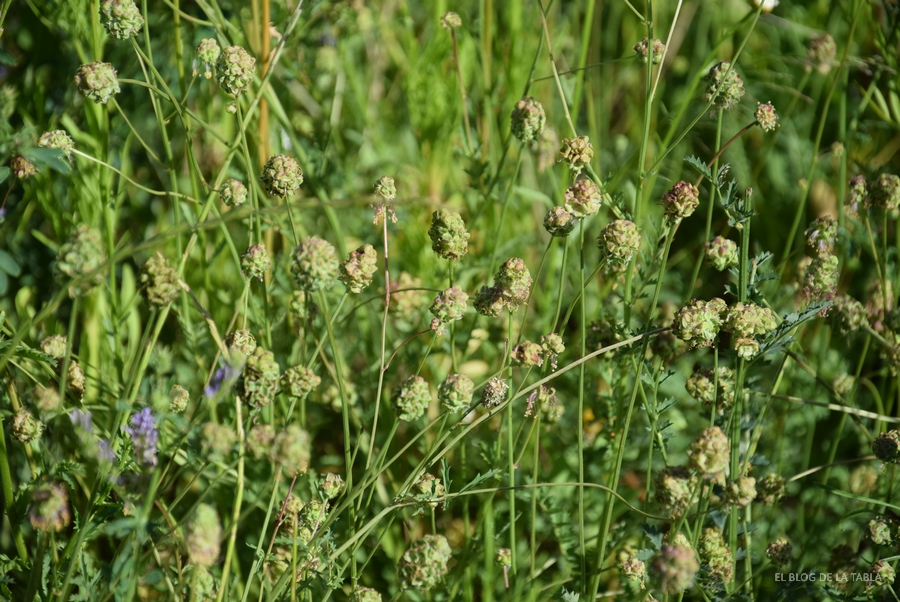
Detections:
[123, 407, 158, 467]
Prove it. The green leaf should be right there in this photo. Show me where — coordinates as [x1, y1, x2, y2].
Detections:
[0, 249, 21, 277]
[0, 166, 9, 184]
[22, 147, 71, 175]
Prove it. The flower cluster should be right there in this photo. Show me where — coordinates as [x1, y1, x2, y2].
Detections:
[292, 236, 339, 292]
[699, 527, 733, 583]
[564, 178, 605, 218]
[124, 407, 159, 467]
[196, 38, 220, 79]
[673, 298, 726, 348]
[685, 366, 735, 413]
[475, 257, 533, 316]
[392, 376, 431, 421]
[216, 45, 255, 96]
[688, 426, 729, 478]
[438, 373, 474, 413]
[282, 366, 321, 398]
[480, 376, 508, 410]
[75, 62, 120, 104]
[543, 205, 577, 237]
[241, 244, 271, 281]
[241, 347, 280, 408]
[100, 0, 144, 39]
[57, 224, 105, 297]
[428, 209, 470, 261]
[661, 181, 700, 222]
[705, 236, 738, 271]
[429, 286, 468, 335]
[597, 220, 640, 270]
[220, 178, 248, 208]
[634, 37, 665, 63]
[261, 154, 303, 198]
[400, 535, 452, 591]
[705, 61, 744, 111]
[648, 542, 699, 594]
[141, 253, 180, 306]
[559, 135, 593, 173]
[510, 96, 546, 143]
[340, 244, 378, 293]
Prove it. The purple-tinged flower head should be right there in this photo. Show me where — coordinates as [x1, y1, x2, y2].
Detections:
[216, 45, 255, 97]
[647, 543, 700, 594]
[869, 173, 900, 212]
[241, 244, 271, 281]
[688, 426, 729, 479]
[205, 362, 237, 398]
[805, 215, 838, 256]
[372, 176, 398, 224]
[511, 340, 543, 368]
[634, 37, 665, 64]
[868, 516, 893, 546]
[496, 257, 532, 310]
[429, 286, 468, 334]
[564, 178, 604, 218]
[428, 209, 470, 261]
[559, 135, 593, 174]
[340, 244, 379, 294]
[69, 409, 94, 432]
[846, 175, 866, 219]
[220, 178, 247, 208]
[755, 102, 778, 132]
[597, 220, 641, 270]
[755, 473, 786, 505]
[705, 236, 738, 271]
[124, 407, 158, 468]
[260, 154, 302, 198]
[543, 206, 578, 238]
[705, 61, 744, 111]
[101, 0, 144, 39]
[510, 96, 546, 143]
[801, 255, 839, 307]
[661, 181, 700, 222]
[766, 538, 792, 569]
[473, 285, 505, 317]
[622, 554, 647, 589]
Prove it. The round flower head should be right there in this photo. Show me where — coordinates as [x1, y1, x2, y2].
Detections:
[340, 244, 378, 294]
[438, 373, 475, 413]
[220, 178, 248, 208]
[215, 45, 255, 96]
[622, 555, 646, 589]
[511, 340, 543, 368]
[688, 426, 730, 478]
[685, 366, 735, 413]
[291, 236, 339, 292]
[805, 215, 837, 256]
[12, 408, 43, 443]
[10, 155, 37, 179]
[699, 527, 733, 583]
[755, 473, 786, 505]
[766, 538, 792, 569]
[870, 173, 900, 212]
[441, 11, 462, 29]
[634, 37, 665, 63]
[391, 376, 431, 421]
[225, 329, 257, 357]
[755, 102, 778, 131]
[351, 588, 382, 602]
[372, 176, 398, 224]
[245, 424, 275, 459]
[648, 543, 700, 594]
[41, 334, 67, 360]
[495, 548, 512, 568]
[414, 473, 446, 509]
[241, 346, 280, 408]
[655, 466, 696, 518]
[196, 38, 220, 79]
[56, 224, 105, 297]
[725, 302, 777, 338]
[100, 0, 144, 39]
[869, 560, 895, 591]
[559, 135, 593, 173]
[868, 516, 893, 546]
[201, 422, 236, 459]
[705, 236, 738, 271]
[74, 62, 119, 104]
[68, 361, 87, 398]
[430, 286, 468, 334]
[38, 130, 74, 160]
[428, 209, 469, 261]
[374, 176, 396, 201]
[141, 253, 180, 306]
[674, 298, 726, 348]
[320, 472, 345, 499]
[474, 285, 505, 317]
[598, 219, 641, 269]
[35, 387, 61, 414]
[564, 178, 604, 218]
[282, 366, 321, 398]
[186, 504, 221, 568]
[400, 534, 452, 591]
[29, 480, 72, 532]
[705, 61, 744, 111]
[725, 475, 757, 507]
[543, 206, 578, 237]
[846, 175, 866, 218]
[807, 33, 836, 74]
[480, 376, 508, 410]
[260, 154, 303, 198]
[874, 430, 900, 463]
[273, 424, 311, 476]
[661, 181, 700, 222]
[801, 254, 839, 305]
[496, 257, 532, 309]
[241, 244, 270, 281]
[510, 96, 546, 143]
[169, 384, 189, 413]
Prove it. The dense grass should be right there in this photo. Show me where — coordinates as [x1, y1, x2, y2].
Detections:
[1, 0, 899, 600]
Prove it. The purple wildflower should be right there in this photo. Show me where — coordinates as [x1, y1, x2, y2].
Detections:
[123, 407, 158, 468]
[205, 363, 236, 398]
[69, 409, 93, 432]
[98, 439, 115, 462]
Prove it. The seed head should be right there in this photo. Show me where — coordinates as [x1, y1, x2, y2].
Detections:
[725, 302, 777, 338]
[495, 548, 512, 568]
[400, 535, 452, 591]
[10, 155, 37, 179]
[705, 236, 738, 271]
[38, 130, 75, 160]
[29, 480, 72, 532]
[766, 538, 792, 569]
[245, 424, 275, 459]
[440, 12, 462, 29]
[807, 33, 836, 74]
[495, 258, 532, 310]
[281, 366, 321, 398]
[865, 278, 894, 333]
[648, 543, 700, 594]
[559, 135, 593, 173]
[392, 376, 431, 421]
[186, 504, 221, 568]
[755, 473, 785, 505]
[674, 298, 726, 348]
[201, 422, 236, 459]
[225, 329, 257, 357]
[511, 340, 543, 368]
[340, 244, 378, 294]
[321, 473, 345, 500]
[12, 408, 43, 443]
[141, 253, 180, 306]
[100, 0, 144, 39]
[846, 175, 866, 218]
[869, 560, 895, 592]
[622, 555, 646, 589]
[68, 361, 86, 398]
[655, 466, 697, 518]
[755, 102, 778, 131]
[598, 220, 641, 269]
[869, 173, 900, 212]
[429, 286, 468, 334]
[215, 45, 255, 96]
[220, 178, 248, 208]
[661, 181, 700, 221]
[438, 373, 475, 414]
[260, 154, 303, 198]
[56, 224, 105, 297]
[35, 387, 60, 414]
[564, 178, 605, 218]
[273, 424, 311, 476]
[241, 244, 271, 281]
[510, 96, 546, 143]
[473, 285, 505, 317]
[480, 376, 508, 410]
[543, 206, 578, 237]
[525, 385, 562, 422]
[41, 335, 67, 360]
[169, 384, 189, 413]
[372, 176, 398, 224]
[805, 215, 838, 256]
[801, 255, 839, 305]
[685, 366, 735, 413]
[196, 38, 220, 78]
[868, 516, 893, 546]
[725, 475, 757, 507]
[832, 295, 867, 333]
[634, 37, 665, 64]
[688, 426, 729, 478]
[374, 175, 396, 201]
[291, 236, 339, 292]
[540, 332, 565, 366]
[874, 430, 900, 463]
[699, 527, 733, 583]
[74, 62, 120, 104]
[428, 209, 470, 261]
[241, 346, 280, 408]
[705, 61, 744, 111]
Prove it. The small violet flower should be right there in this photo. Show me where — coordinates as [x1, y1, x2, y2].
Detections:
[123, 407, 158, 468]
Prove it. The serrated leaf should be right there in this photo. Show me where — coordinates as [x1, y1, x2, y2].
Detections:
[685, 155, 712, 179]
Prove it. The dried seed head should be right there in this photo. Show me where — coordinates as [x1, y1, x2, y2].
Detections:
[564, 178, 605, 218]
[74, 62, 120, 104]
[56, 225, 105, 296]
[29, 480, 72, 532]
[480, 376, 508, 410]
[260, 154, 303, 198]
[12, 408, 43, 443]
[215, 45, 255, 96]
[661, 181, 700, 221]
[705, 61, 744, 111]
[339, 244, 378, 294]
[220, 178, 248, 208]
[438, 373, 475, 414]
[598, 219, 641, 269]
[688, 426, 730, 478]
[141, 253, 180, 306]
[874, 430, 900, 463]
[291, 236, 339, 292]
[755, 473, 786, 505]
[100, 0, 144, 39]
[510, 96, 546, 143]
[392, 376, 431, 421]
[634, 37, 665, 63]
[428, 209, 470, 261]
[543, 206, 578, 237]
[400, 535, 452, 591]
[273, 425, 311, 476]
[559, 135, 594, 173]
[869, 173, 900, 212]
[10, 155, 37, 179]
[705, 236, 738, 271]
[169, 384, 189, 413]
[241, 346, 280, 408]
[281, 366, 321, 398]
[766, 538, 792, 569]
